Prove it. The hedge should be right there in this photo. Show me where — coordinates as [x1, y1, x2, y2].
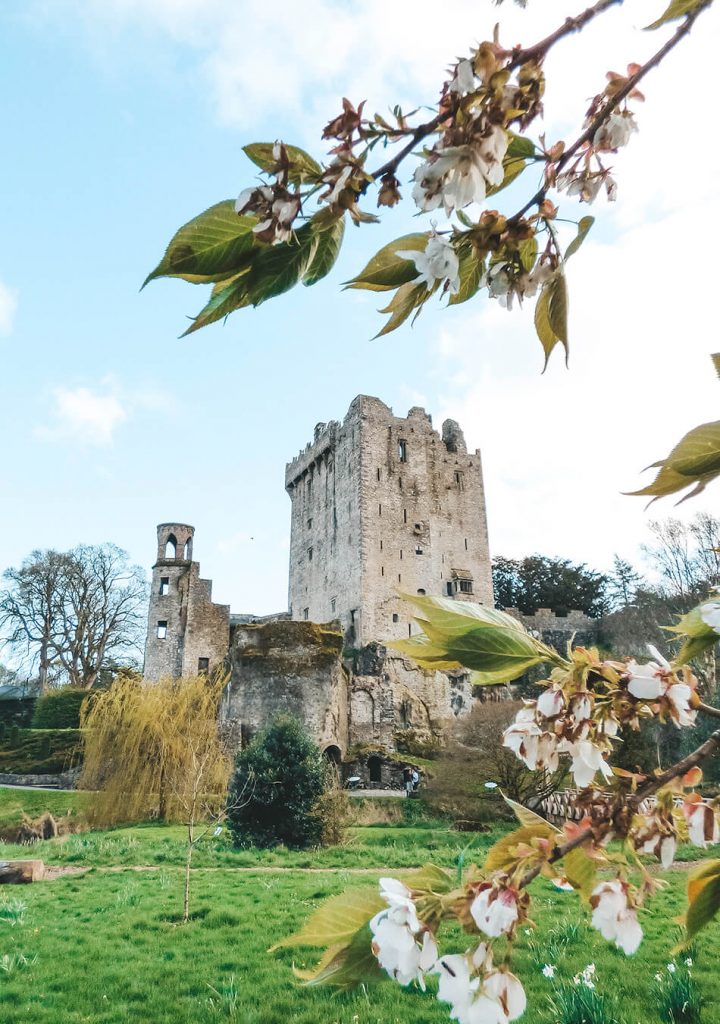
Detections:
[0, 697, 36, 728]
[31, 688, 91, 729]
[0, 728, 83, 774]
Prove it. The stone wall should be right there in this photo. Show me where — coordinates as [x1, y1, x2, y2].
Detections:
[286, 396, 493, 647]
[222, 619, 349, 756]
[504, 607, 599, 652]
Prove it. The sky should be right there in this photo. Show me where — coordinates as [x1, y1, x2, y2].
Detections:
[1, 0, 719, 618]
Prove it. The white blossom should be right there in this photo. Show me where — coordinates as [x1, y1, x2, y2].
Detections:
[590, 880, 643, 955]
[537, 687, 564, 719]
[666, 683, 696, 727]
[449, 59, 476, 95]
[470, 886, 519, 938]
[626, 659, 666, 700]
[560, 739, 612, 789]
[542, 964, 556, 978]
[400, 234, 460, 294]
[484, 970, 526, 1021]
[700, 600, 720, 633]
[594, 110, 638, 151]
[667, 963, 676, 973]
[412, 131, 508, 215]
[684, 802, 719, 848]
[369, 878, 438, 987]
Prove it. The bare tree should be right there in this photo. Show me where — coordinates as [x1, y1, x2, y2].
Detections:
[642, 514, 720, 602]
[0, 544, 148, 689]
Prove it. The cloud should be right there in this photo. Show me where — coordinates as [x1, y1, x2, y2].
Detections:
[0, 280, 17, 335]
[35, 379, 173, 446]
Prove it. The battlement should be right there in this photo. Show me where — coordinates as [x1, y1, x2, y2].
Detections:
[285, 419, 339, 489]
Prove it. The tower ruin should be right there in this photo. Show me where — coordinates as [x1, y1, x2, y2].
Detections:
[285, 395, 493, 646]
[143, 522, 230, 680]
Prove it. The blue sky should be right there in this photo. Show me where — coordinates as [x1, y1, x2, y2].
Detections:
[2, 0, 719, 617]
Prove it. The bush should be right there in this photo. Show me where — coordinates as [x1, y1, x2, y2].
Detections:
[226, 716, 332, 850]
[32, 688, 90, 729]
[0, 728, 82, 774]
[0, 698, 36, 728]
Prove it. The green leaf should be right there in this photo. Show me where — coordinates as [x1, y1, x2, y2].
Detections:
[375, 282, 428, 338]
[485, 824, 556, 872]
[534, 271, 568, 371]
[297, 925, 382, 989]
[272, 886, 383, 951]
[684, 859, 720, 942]
[563, 846, 598, 898]
[448, 248, 485, 306]
[389, 593, 557, 682]
[403, 863, 455, 895]
[243, 142, 322, 184]
[665, 603, 719, 665]
[564, 216, 595, 261]
[646, 0, 708, 30]
[506, 134, 537, 159]
[345, 234, 429, 292]
[143, 201, 256, 287]
[302, 215, 345, 287]
[180, 271, 252, 336]
[503, 795, 558, 831]
[626, 420, 720, 504]
[711, 353, 720, 379]
[518, 237, 538, 274]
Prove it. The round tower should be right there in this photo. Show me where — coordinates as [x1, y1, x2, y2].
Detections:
[144, 523, 196, 680]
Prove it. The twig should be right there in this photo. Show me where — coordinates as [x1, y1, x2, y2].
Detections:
[519, 727, 720, 888]
[367, 0, 625, 184]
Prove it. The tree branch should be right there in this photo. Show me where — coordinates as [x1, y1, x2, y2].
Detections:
[519, 727, 720, 889]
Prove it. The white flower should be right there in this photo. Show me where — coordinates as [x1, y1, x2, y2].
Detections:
[484, 970, 526, 1021]
[522, 261, 553, 298]
[594, 110, 638, 151]
[561, 739, 612, 789]
[655, 972, 663, 981]
[503, 708, 559, 772]
[699, 600, 720, 633]
[400, 234, 460, 294]
[666, 683, 696, 727]
[412, 132, 507, 215]
[326, 164, 353, 205]
[570, 693, 593, 721]
[449, 59, 476, 95]
[685, 802, 720, 848]
[626, 660, 666, 700]
[686, 958, 693, 967]
[370, 878, 438, 987]
[537, 687, 564, 718]
[659, 835, 677, 869]
[470, 886, 519, 938]
[667, 963, 676, 974]
[590, 880, 643, 955]
[542, 964, 556, 978]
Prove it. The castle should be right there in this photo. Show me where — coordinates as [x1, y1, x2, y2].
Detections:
[143, 395, 596, 761]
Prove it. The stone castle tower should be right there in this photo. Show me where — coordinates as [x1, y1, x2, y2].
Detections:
[285, 395, 493, 646]
[143, 523, 230, 680]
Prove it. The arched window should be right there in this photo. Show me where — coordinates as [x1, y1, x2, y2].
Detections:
[183, 537, 193, 560]
[417, 588, 426, 596]
[165, 534, 177, 559]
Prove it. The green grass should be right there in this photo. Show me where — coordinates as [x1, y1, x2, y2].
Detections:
[0, 787, 718, 1023]
[0, 786, 88, 832]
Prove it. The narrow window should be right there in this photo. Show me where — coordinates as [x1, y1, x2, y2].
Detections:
[350, 609, 356, 623]
[307, 518, 313, 529]
[380, 539, 383, 551]
[379, 503, 382, 516]
[303, 607, 309, 620]
[416, 546, 423, 555]
[376, 468, 381, 481]
[381, 566, 384, 576]
[392, 613, 399, 623]
[198, 657, 209, 675]
[403, 509, 407, 523]
[442, 554, 445, 564]
[400, 550, 403, 560]
[164, 535, 177, 559]
[408, 623, 412, 637]
[398, 440, 407, 463]
[308, 547, 313, 561]
[331, 598, 336, 614]
[156, 620, 168, 640]
[399, 476, 403, 490]
[446, 582, 454, 597]
[455, 471, 464, 490]
[398, 573, 402, 583]
[159, 576, 169, 596]
[465, 538, 468, 550]
[183, 538, 193, 560]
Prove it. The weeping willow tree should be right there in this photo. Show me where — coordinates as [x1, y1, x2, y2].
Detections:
[80, 673, 236, 921]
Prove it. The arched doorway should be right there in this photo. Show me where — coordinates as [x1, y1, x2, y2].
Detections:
[368, 754, 382, 785]
[322, 744, 342, 766]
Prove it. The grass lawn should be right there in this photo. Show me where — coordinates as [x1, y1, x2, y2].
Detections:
[0, 788, 718, 1023]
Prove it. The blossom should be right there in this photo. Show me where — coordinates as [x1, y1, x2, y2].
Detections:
[699, 600, 720, 633]
[412, 130, 508, 214]
[626, 659, 666, 700]
[590, 880, 643, 955]
[503, 708, 559, 772]
[400, 234, 460, 294]
[470, 885, 519, 938]
[542, 964, 556, 978]
[594, 110, 638, 151]
[561, 739, 612, 789]
[449, 59, 476, 95]
[626, 655, 696, 727]
[686, 958, 693, 967]
[484, 970, 526, 1021]
[369, 878, 438, 986]
[570, 692, 593, 721]
[667, 963, 676, 973]
[684, 802, 719, 848]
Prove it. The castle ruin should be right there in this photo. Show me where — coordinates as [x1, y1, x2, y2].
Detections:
[143, 396, 597, 759]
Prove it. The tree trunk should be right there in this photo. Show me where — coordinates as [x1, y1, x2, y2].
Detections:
[183, 818, 194, 923]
